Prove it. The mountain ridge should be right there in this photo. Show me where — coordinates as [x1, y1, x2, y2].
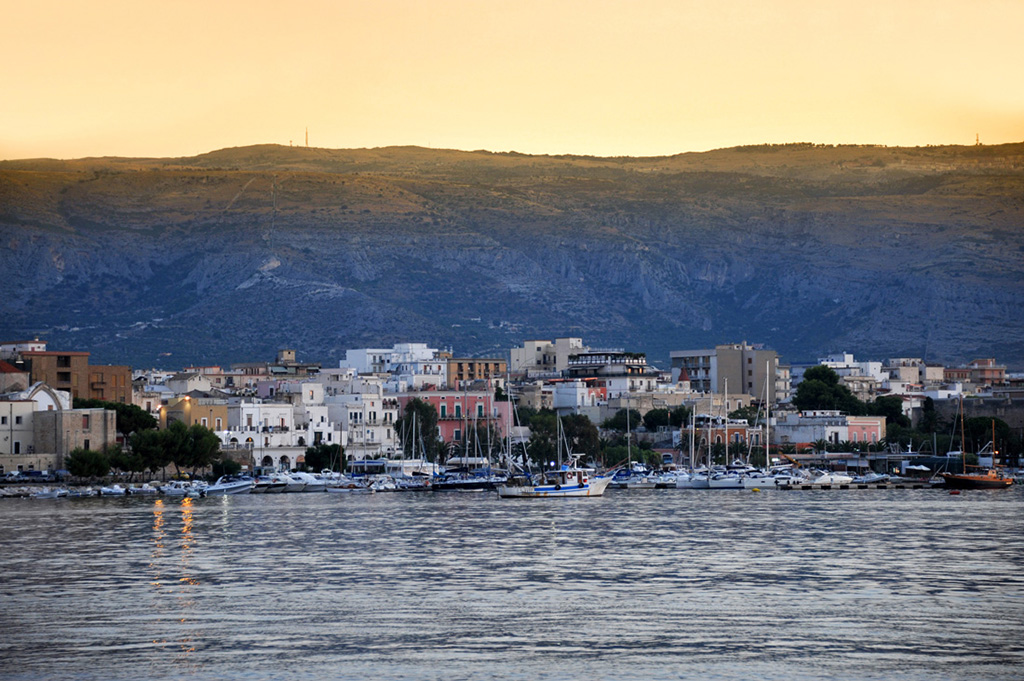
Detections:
[1, 142, 1022, 370]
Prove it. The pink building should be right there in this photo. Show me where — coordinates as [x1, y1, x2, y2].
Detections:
[397, 390, 512, 445]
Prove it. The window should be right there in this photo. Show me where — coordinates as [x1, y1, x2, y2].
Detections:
[454, 429, 461, 441]
[15, 415, 22, 425]
[201, 417, 208, 427]
[83, 439, 90, 450]
[82, 415, 90, 429]
[57, 371, 72, 383]
[13, 441, 20, 454]
[454, 404, 462, 418]
[57, 355, 71, 368]
[440, 404, 447, 418]
[247, 415, 253, 428]
[0, 416, 5, 425]
[477, 404, 484, 418]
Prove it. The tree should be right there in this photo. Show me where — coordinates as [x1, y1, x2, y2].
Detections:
[305, 443, 344, 472]
[603, 408, 642, 431]
[792, 366, 864, 414]
[728, 404, 761, 426]
[211, 459, 242, 478]
[561, 413, 601, 461]
[130, 428, 171, 475]
[395, 398, 442, 462]
[525, 410, 558, 467]
[183, 423, 221, 473]
[66, 447, 110, 479]
[918, 397, 939, 433]
[106, 443, 145, 481]
[642, 408, 670, 431]
[669, 405, 691, 428]
[73, 398, 157, 436]
[963, 417, 1013, 457]
[140, 421, 221, 477]
[867, 396, 910, 428]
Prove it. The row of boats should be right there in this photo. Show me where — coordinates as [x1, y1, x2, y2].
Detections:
[5, 461, 1016, 500]
[609, 462, 888, 490]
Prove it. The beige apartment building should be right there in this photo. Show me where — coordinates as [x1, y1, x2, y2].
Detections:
[671, 342, 782, 402]
[18, 350, 131, 403]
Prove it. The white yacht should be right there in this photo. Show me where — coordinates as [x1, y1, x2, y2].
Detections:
[204, 475, 254, 495]
[289, 471, 327, 492]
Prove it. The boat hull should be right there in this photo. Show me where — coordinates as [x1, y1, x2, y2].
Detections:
[940, 472, 1013, 489]
[496, 476, 612, 498]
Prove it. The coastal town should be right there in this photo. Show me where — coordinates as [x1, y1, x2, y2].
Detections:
[1, 336, 1021, 492]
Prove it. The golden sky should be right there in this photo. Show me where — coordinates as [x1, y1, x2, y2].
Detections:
[2, 0, 1022, 160]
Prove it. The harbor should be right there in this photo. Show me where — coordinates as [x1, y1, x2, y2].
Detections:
[1, 486, 1021, 681]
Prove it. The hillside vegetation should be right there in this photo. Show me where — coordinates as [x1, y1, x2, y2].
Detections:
[1, 142, 1022, 369]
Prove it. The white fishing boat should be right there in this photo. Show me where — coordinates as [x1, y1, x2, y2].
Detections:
[496, 459, 612, 498]
[98, 484, 127, 496]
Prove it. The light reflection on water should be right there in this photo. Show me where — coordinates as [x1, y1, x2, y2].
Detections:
[1, 487, 1023, 680]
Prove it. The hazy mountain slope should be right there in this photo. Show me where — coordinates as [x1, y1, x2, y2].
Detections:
[1, 143, 1022, 369]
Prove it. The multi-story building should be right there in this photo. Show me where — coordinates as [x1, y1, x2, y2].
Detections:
[446, 357, 507, 390]
[771, 410, 886, 450]
[325, 393, 399, 459]
[671, 342, 782, 402]
[8, 342, 132, 403]
[341, 343, 448, 389]
[0, 381, 116, 474]
[161, 396, 228, 432]
[0, 339, 47, 360]
[510, 337, 588, 377]
[396, 390, 512, 455]
[564, 351, 658, 398]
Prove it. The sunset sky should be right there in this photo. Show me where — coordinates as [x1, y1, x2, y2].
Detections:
[2, 0, 1022, 160]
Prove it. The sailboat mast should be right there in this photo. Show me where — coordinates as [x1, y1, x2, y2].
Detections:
[960, 395, 966, 473]
[724, 378, 729, 466]
[689, 408, 695, 470]
[626, 393, 632, 466]
[765, 360, 771, 470]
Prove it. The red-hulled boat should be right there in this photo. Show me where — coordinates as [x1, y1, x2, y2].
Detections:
[940, 467, 1013, 489]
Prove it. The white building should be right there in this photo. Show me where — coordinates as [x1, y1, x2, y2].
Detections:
[341, 343, 447, 389]
[510, 337, 588, 377]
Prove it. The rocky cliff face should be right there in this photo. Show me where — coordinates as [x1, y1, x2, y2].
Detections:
[2, 143, 1022, 369]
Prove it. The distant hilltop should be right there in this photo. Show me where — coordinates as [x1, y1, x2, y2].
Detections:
[1, 142, 1023, 369]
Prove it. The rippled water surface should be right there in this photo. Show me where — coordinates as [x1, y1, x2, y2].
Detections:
[2, 486, 1023, 680]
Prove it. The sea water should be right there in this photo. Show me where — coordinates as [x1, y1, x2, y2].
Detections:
[1, 486, 1022, 680]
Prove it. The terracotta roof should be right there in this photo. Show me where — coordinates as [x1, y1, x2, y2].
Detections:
[0, 360, 26, 374]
